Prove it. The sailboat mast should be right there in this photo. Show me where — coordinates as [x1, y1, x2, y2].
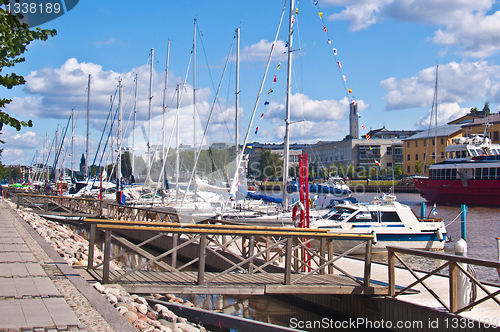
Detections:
[282, 0, 295, 210]
[193, 19, 197, 167]
[434, 65, 438, 163]
[86, 74, 90, 179]
[147, 48, 154, 182]
[176, 84, 181, 201]
[163, 40, 170, 189]
[117, 77, 123, 188]
[71, 108, 74, 180]
[235, 27, 240, 161]
[132, 73, 138, 179]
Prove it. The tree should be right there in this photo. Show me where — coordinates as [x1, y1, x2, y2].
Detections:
[0, 1, 56, 141]
[257, 149, 282, 180]
[483, 102, 491, 115]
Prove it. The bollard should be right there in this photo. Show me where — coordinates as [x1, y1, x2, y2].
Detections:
[455, 238, 470, 310]
[461, 204, 467, 240]
[420, 202, 426, 218]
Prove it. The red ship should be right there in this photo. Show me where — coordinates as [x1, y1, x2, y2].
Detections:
[413, 134, 500, 206]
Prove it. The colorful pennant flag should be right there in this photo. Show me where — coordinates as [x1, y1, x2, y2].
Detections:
[314, 1, 318, 5]
[327, 39, 331, 44]
[337, 61, 342, 68]
[332, 48, 337, 55]
[268, 88, 273, 94]
[432, 203, 437, 215]
[319, 12, 323, 19]
[260, 113, 264, 120]
[362, 125, 366, 130]
[348, 88, 352, 93]
[323, 26, 328, 32]
[366, 134, 370, 141]
[342, 75, 347, 81]
[277, 62, 281, 70]
[255, 127, 259, 134]
[285, 42, 288, 48]
[295, 8, 298, 14]
[264, 101, 269, 106]
[273, 75, 277, 82]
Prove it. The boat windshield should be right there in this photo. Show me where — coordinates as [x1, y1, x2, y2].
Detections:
[323, 207, 356, 221]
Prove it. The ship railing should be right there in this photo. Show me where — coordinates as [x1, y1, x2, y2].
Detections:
[388, 246, 500, 314]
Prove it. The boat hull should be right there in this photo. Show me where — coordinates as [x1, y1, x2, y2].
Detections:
[328, 232, 446, 254]
[414, 178, 500, 206]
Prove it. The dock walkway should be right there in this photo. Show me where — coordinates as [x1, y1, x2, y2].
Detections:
[0, 200, 136, 331]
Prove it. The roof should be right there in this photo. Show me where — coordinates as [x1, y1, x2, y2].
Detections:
[401, 124, 462, 140]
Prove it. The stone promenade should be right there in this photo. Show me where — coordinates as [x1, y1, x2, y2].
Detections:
[0, 200, 137, 332]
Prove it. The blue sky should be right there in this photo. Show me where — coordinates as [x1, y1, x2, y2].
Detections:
[3, 0, 500, 168]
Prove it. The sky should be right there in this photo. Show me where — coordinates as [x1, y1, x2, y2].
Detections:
[3, 0, 500, 169]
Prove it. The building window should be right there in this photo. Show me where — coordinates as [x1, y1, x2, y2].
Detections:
[387, 147, 392, 156]
[415, 154, 418, 160]
[432, 152, 435, 159]
[423, 140, 426, 147]
[441, 138, 444, 145]
[441, 152, 444, 159]
[415, 141, 418, 147]
[387, 162, 392, 167]
[407, 142, 410, 148]
[494, 131, 499, 142]
[432, 139, 435, 146]
[407, 166, 410, 173]
[407, 154, 410, 161]
[423, 153, 426, 160]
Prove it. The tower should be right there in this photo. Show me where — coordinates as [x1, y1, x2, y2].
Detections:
[349, 102, 359, 139]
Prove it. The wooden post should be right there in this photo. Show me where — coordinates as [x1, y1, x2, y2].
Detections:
[363, 239, 372, 287]
[17, 194, 20, 209]
[449, 261, 458, 313]
[284, 237, 293, 285]
[320, 237, 326, 275]
[171, 233, 178, 269]
[102, 229, 111, 284]
[44, 196, 48, 211]
[388, 248, 395, 296]
[248, 236, 255, 275]
[328, 239, 334, 274]
[87, 223, 96, 270]
[198, 234, 206, 286]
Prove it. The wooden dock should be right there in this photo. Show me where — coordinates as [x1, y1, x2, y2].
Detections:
[90, 270, 387, 296]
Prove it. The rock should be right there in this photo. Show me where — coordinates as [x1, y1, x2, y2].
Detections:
[132, 319, 148, 330]
[93, 282, 105, 293]
[184, 300, 194, 307]
[106, 294, 117, 304]
[146, 310, 159, 320]
[117, 306, 128, 315]
[135, 296, 148, 305]
[164, 294, 176, 301]
[176, 317, 187, 324]
[107, 288, 121, 297]
[136, 303, 148, 315]
[174, 322, 199, 332]
[123, 311, 138, 323]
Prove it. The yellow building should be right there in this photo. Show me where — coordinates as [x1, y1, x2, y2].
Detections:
[402, 125, 462, 176]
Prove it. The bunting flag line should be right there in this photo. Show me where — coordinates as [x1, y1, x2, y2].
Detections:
[268, 88, 273, 94]
[255, 127, 259, 134]
[312, 0, 357, 104]
[366, 134, 370, 141]
[277, 62, 281, 70]
[362, 125, 366, 130]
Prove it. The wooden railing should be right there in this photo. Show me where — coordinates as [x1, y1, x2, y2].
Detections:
[16, 193, 103, 216]
[388, 246, 500, 314]
[85, 219, 375, 290]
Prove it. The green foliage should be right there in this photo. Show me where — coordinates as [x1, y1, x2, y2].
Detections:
[394, 165, 402, 176]
[257, 149, 282, 180]
[483, 102, 491, 115]
[0, 0, 56, 138]
[470, 107, 478, 115]
[414, 161, 424, 174]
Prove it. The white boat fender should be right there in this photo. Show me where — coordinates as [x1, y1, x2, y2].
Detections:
[371, 230, 378, 244]
[436, 228, 445, 242]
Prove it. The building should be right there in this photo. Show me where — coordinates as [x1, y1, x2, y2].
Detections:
[402, 125, 462, 175]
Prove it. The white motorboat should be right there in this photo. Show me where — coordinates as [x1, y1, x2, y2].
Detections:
[309, 194, 447, 254]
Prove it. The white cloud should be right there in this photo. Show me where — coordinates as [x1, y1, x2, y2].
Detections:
[1, 149, 26, 165]
[413, 102, 470, 129]
[381, 61, 500, 110]
[241, 39, 288, 62]
[325, 0, 500, 57]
